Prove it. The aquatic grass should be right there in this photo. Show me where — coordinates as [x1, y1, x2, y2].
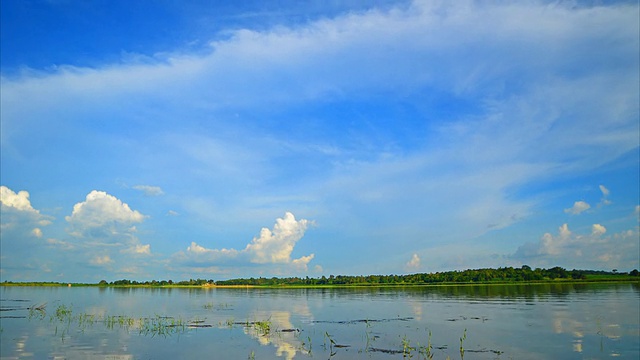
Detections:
[253, 319, 271, 336]
[27, 303, 46, 319]
[55, 304, 73, 321]
[424, 330, 434, 359]
[225, 317, 234, 327]
[324, 331, 336, 357]
[23, 302, 505, 359]
[301, 335, 312, 355]
[459, 328, 467, 360]
[139, 315, 187, 337]
[402, 334, 416, 358]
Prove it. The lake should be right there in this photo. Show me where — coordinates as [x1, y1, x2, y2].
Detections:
[1, 283, 638, 359]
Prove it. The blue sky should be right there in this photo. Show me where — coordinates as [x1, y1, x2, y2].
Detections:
[1, 0, 638, 283]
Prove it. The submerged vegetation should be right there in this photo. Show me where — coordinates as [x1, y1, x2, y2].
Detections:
[2, 266, 638, 287]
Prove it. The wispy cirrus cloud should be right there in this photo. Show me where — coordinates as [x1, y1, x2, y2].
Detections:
[132, 185, 164, 196]
[0, 1, 638, 280]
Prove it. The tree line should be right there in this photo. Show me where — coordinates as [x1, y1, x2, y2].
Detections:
[2, 266, 637, 287]
[215, 266, 639, 286]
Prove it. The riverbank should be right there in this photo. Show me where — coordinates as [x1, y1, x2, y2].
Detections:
[2, 276, 638, 288]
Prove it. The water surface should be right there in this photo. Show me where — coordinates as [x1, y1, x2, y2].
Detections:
[1, 283, 638, 359]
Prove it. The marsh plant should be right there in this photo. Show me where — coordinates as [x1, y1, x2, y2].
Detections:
[459, 328, 467, 360]
[30, 303, 190, 338]
[253, 319, 271, 336]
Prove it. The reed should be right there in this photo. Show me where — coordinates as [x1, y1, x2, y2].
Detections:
[459, 328, 467, 360]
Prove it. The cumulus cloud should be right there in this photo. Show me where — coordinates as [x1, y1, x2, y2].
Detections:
[244, 212, 310, 264]
[592, 224, 606, 236]
[133, 185, 164, 196]
[65, 190, 146, 238]
[406, 253, 421, 271]
[0, 186, 40, 214]
[176, 212, 313, 271]
[0, 185, 52, 243]
[185, 241, 240, 263]
[292, 254, 315, 271]
[564, 201, 590, 215]
[513, 223, 638, 270]
[60, 190, 154, 274]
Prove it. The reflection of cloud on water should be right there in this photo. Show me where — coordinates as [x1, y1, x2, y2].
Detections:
[410, 301, 423, 321]
[573, 340, 583, 353]
[292, 303, 313, 319]
[242, 310, 302, 360]
[14, 335, 32, 356]
[552, 309, 624, 354]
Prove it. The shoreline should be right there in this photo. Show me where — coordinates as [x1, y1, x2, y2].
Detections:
[2, 278, 638, 288]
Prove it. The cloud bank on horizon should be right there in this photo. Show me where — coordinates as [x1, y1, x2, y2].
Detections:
[1, 0, 638, 282]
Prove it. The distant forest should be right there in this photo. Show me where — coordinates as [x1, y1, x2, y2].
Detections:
[2, 266, 638, 287]
[215, 266, 639, 286]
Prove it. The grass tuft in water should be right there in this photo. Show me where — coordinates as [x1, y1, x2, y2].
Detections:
[459, 328, 467, 360]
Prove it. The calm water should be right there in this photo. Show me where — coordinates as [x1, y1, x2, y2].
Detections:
[1, 283, 638, 359]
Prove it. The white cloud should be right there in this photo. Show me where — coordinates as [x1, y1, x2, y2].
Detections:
[0, 186, 53, 258]
[185, 241, 239, 260]
[46, 238, 74, 250]
[292, 254, 315, 271]
[65, 190, 146, 238]
[133, 185, 164, 196]
[176, 212, 313, 271]
[244, 212, 310, 264]
[90, 255, 113, 266]
[592, 224, 606, 236]
[0, 186, 39, 213]
[513, 223, 638, 270]
[187, 242, 209, 254]
[122, 244, 151, 255]
[61, 191, 154, 273]
[564, 201, 590, 215]
[599, 185, 612, 206]
[1, 2, 637, 280]
[167, 210, 179, 216]
[406, 253, 421, 271]
[31, 228, 43, 238]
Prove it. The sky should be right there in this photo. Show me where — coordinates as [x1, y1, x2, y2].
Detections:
[1, 0, 639, 283]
